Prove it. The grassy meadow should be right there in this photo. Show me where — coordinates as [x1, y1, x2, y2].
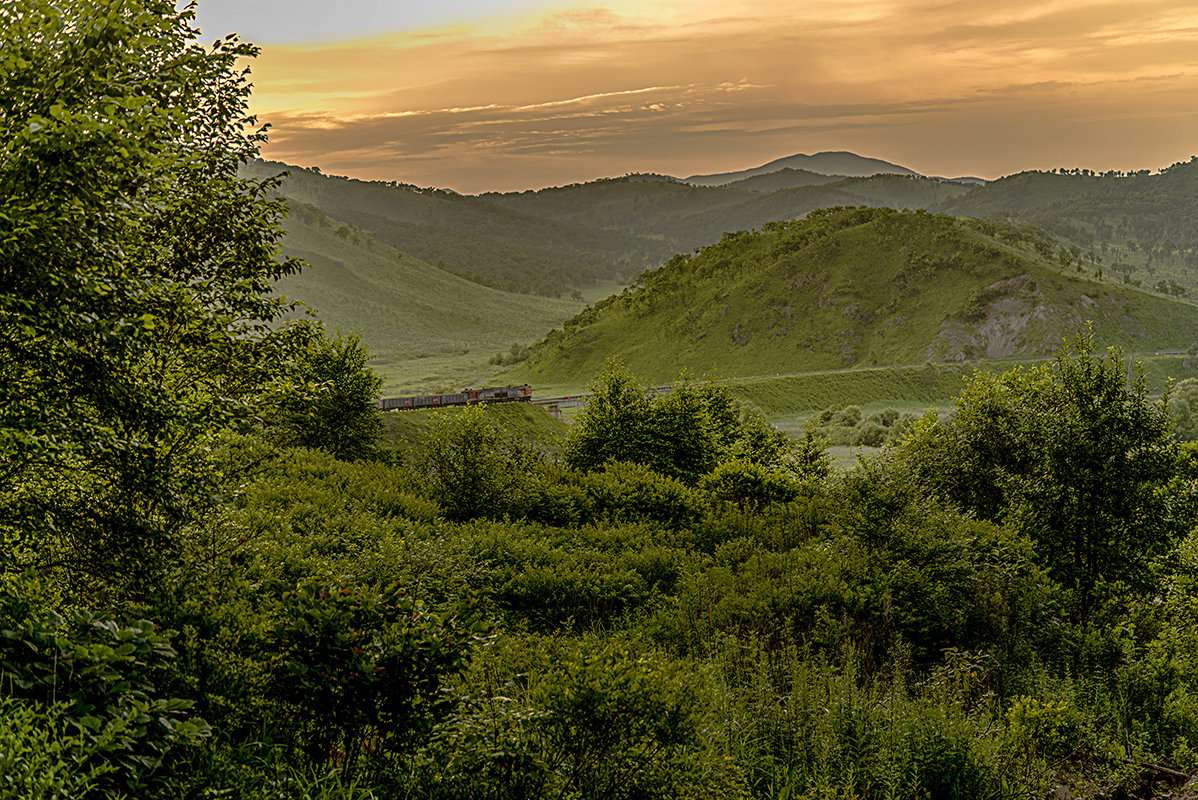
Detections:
[276, 203, 585, 393]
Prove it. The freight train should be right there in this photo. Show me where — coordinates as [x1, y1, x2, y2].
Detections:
[378, 385, 532, 412]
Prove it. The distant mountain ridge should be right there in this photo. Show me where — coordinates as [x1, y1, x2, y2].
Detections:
[720, 168, 845, 192]
[683, 151, 921, 186]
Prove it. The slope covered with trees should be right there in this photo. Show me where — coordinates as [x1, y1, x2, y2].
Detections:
[939, 160, 1198, 294]
[507, 207, 1198, 387]
[243, 160, 668, 296]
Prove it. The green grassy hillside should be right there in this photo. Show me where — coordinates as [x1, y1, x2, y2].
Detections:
[504, 207, 1198, 388]
[277, 202, 581, 393]
[380, 401, 568, 459]
[246, 160, 663, 296]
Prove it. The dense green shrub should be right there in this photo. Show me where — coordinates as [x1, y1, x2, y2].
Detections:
[808, 405, 918, 447]
[422, 406, 535, 521]
[584, 461, 701, 528]
[0, 573, 211, 795]
[271, 326, 384, 462]
[272, 580, 486, 780]
[712, 642, 997, 800]
[700, 459, 802, 510]
[1169, 378, 1198, 441]
[901, 332, 1180, 609]
[0, 697, 112, 799]
[419, 637, 747, 800]
[564, 363, 721, 483]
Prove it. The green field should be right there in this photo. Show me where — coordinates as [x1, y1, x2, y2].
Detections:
[380, 402, 569, 459]
[520, 352, 1198, 435]
[275, 203, 585, 394]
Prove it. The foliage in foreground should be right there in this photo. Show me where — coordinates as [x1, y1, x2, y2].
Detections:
[8, 333, 1198, 797]
[6, 1, 1198, 798]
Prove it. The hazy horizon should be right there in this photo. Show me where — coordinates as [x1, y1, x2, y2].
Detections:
[196, 0, 1198, 194]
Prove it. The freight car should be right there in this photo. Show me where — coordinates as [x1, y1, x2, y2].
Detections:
[378, 385, 532, 411]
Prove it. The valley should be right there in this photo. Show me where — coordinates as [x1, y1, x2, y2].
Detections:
[13, 5, 1198, 797]
[252, 153, 1198, 404]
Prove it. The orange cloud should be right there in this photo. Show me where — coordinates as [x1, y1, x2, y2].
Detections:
[247, 0, 1198, 191]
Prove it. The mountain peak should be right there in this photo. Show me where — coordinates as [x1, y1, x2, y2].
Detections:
[683, 152, 921, 187]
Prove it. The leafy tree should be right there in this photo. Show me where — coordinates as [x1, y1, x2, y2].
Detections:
[564, 363, 723, 483]
[902, 331, 1179, 608]
[563, 361, 657, 474]
[1168, 378, 1198, 441]
[423, 406, 531, 520]
[0, 0, 302, 595]
[272, 326, 383, 461]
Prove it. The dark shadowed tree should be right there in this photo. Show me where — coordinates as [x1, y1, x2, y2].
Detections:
[902, 330, 1179, 609]
[0, 0, 303, 596]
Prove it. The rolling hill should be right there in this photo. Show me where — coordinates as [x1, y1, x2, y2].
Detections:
[254, 152, 1198, 398]
[485, 173, 975, 254]
[938, 159, 1198, 292]
[244, 160, 667, 296]
[503, 207, 1198, 388]
[721, 168, 846, 192]
[276, 201, 582, 393]
[481, 177, 754, 247]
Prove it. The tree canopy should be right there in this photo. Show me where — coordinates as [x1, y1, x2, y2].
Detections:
[0, 0, 303, 595]
[901, 331, 1177, 608]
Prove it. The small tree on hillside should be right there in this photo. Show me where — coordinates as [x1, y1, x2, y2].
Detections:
[565, 363, 720, 483]
[564, 363, 801, 484]
[423, 406, 530, 520]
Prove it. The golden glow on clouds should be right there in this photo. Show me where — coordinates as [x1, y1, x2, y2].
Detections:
[246, 0, 1198, 192]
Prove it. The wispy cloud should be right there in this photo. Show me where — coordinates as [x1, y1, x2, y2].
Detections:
[248, 0, 1198, 191]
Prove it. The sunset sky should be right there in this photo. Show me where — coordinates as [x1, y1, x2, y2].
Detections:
[193, 0, 1198, 194]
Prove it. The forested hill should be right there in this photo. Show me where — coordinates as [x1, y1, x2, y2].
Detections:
[938, 159, 1198, 291]
[483, 174, 972, 250]
[251, 155, 1198, 307]
[243, 160, 674, 296]
[506, 207, 1198, 386]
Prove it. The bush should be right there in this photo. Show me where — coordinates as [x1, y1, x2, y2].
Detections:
[272, 326, 384, 462]
[711, 642, 995, 800]
[0, 697, 112, 799]
[700, 459, 801, 510]
[420, 637, 745, 800]
[0, 572, 211, 795]
[564, 363, 720, 483]
[272, 579, 487, 779]
[422, 406, 533, 521]
[901, 331, 1180, 608]
[584, 461, 701, 528]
